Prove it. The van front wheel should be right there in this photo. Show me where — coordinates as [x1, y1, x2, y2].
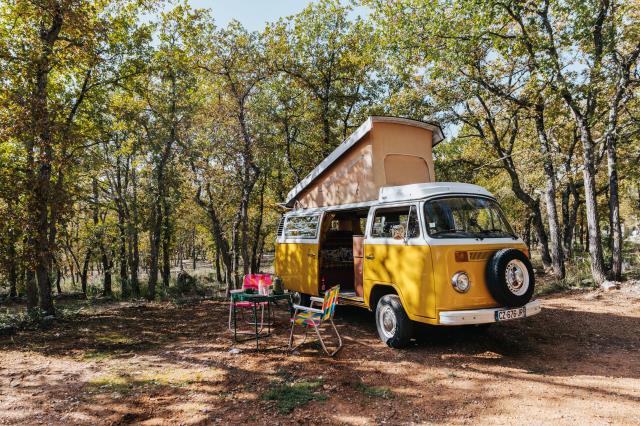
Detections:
[376, 295, 413, 348]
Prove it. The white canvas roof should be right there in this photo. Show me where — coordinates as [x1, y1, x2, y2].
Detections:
[286, 182, 495, 214]
[285, 116, 444, 207]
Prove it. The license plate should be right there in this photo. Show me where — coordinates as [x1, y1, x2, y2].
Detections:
[495, 307, 526, 321]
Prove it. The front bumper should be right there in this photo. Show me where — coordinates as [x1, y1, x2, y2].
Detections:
[438, 299, 542, 325]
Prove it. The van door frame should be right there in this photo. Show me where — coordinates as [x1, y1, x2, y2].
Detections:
[362, 201, 435, 319]
[276, 211, 324, 297]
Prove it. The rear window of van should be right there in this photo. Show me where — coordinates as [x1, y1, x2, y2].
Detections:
[284, 215, 319, 239]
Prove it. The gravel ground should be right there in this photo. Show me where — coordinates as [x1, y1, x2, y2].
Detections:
[1, 282, 639, 425]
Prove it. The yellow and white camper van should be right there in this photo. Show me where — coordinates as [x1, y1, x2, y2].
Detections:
[275, 117, 540, 348]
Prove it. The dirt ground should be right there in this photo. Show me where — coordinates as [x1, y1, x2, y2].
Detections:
[1, 284, 639, 425]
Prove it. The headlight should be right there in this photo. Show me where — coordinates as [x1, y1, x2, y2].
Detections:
[452, 271, 470, 293]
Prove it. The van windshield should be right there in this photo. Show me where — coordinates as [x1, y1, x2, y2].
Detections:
[423, 197, 516, 239]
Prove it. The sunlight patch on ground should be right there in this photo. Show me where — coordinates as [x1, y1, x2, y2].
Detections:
[332, 414, 374, 425]
[64, 412, 100, 423]
[95, 332, 138, 345]
[86, 366, 226, 395]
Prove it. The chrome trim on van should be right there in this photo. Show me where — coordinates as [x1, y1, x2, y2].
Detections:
[438, 299, 542, 325]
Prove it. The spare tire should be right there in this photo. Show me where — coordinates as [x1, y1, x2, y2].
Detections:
[486, 248, 535, 307]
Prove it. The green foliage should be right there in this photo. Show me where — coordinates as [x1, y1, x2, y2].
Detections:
[354, 382, 393, 399]
[262, 379, 327, 414]
[1, 0, 638, 308]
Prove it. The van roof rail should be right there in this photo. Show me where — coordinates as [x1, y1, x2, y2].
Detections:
[378, 182, 493, 203]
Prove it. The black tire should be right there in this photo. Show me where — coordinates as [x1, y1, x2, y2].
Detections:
[486, 248, 535, 307]
[375, 294, 413, 348]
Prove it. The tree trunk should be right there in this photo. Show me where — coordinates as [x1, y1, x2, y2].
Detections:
[80, 250, 91, 295]
[531, 204, 552, 268]
[149, 140, 171, 299]
[250, 180, 266, 273]
[118, 212, 129, 298]
[114, 156, 129, 298]
[321, 94, 332, 156]
[231, 217, 241, 289]
[101, 250, 112, 297]
[524, 215, 533, 249]
[257, 236, 266, 273]
[504, 159, 551, 267]
[55, 268, 62, 294]
[534, 106, 565, 279]
[92, 179, 112, 297]
[234, 93, 260, 280]
[579, 206, 585, 251]
[578, 124, 607, 284]
[561, 186, 571, 255]
[562, 182, 581, 259]
[68, 258, 75, 287]
[192, 226, 197, 271]
[472, 97, 552, 268]
[129, 167, 140, 297]
[215, 246, 223, 284]
[148, 202, 161, 300]
[161, 196, 171, 288]
[606, 134, 622, 280]
[239, 161, 255, 277]
[35, 251, 54, 314]
[196, 185, 235, 295]
[7, 232, 18, 299]
[25, 269, 38, 310]
[26, 9, 63, 318]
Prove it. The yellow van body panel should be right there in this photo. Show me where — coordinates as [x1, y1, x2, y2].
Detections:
[363, 243, 435, 319]
[274, 242, 319, 297]
[430, 242, 528, 317]
[358, 241, 528, 324]
[276, 239, 528, 325]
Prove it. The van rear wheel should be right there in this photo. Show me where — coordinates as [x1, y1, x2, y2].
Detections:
[376, 294, 413, 348]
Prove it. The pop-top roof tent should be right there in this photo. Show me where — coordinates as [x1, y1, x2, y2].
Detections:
[285, 116, 445, 209]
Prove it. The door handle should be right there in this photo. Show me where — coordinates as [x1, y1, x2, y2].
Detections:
[365, 254, 375, 260]
[308, 252, 317, 258]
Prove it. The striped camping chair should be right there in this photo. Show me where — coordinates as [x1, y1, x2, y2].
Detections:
[289, 285, 342, 356]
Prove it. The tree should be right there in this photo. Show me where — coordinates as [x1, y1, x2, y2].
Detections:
[497, 0, 639, 283]
[0, 0, 152, 313]
[138, 4, 200, 299]
[371, 0, 639, 284]
[266, 0, 380, 157]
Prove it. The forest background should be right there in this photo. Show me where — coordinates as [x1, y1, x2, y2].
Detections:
[1, 0, 639, 316]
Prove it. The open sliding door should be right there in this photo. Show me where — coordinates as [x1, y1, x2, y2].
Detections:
[275, 213, 322, 297]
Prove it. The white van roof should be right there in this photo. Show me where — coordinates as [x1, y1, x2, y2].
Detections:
[287, 182, 495, 213]
[379, 182, 493, 202]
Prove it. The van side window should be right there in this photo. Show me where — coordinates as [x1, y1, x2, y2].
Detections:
[284, 215, 319, 239]
[370, 206, 420, 239]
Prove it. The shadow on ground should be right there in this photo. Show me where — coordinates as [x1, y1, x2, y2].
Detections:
[1, 289, 639, 425]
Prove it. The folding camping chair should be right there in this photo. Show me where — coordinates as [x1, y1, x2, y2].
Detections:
[289, 285, 343, 356]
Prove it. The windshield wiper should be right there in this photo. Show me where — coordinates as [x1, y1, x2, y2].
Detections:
[430, 229, 474, 237]
[476, 229, 518, 240]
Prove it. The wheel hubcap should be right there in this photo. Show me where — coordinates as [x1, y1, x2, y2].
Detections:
[379, 306, 397, 338]
[505, 259, 529, 296]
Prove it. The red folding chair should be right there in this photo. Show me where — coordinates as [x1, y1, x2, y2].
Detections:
[228, 274, 273, 333]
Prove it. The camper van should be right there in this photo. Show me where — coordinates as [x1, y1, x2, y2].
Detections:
[274, 117, 540, 348]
